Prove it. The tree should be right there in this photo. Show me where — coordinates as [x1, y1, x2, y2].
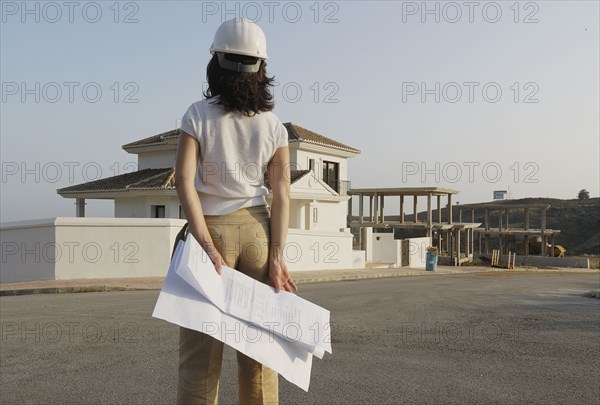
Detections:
[578, 189, 590, 200]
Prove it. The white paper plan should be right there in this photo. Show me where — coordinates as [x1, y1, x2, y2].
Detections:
[177, 233, 332, 357]
[152, 236, 332, 391]
[153, 240, 313, 390]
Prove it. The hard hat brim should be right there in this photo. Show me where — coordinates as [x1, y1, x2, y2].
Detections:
[210, 47, 268, 60]
[215, 52, 262, 73]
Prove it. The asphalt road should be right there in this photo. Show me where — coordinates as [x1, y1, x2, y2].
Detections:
[1, 272, 599, 404]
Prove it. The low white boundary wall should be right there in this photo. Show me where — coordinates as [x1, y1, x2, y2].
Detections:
[371, 233, 402, 266]
[364, 229, 431, 269]
[1, 217, 186, 283]
[1, 218, 355, 282]
[285, 228, 354, 271]
[404, 237, 431, 269]
[1, 219, 57, 282]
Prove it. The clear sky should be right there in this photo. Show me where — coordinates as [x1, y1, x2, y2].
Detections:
[1, 0, 598, 221]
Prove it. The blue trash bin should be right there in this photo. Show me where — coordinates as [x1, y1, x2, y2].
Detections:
[426, 252, 438, 271]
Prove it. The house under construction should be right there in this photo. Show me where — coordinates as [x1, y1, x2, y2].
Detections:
[347, 187, 480, 266]
[454, 203, 562, 256]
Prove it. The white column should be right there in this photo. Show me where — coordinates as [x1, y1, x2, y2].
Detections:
[76, 198, 86, 217]
[447, 194, 453, 224]
[455, 229, 461, 266]
[400, 195, 405, 223]
[373, 193, 379, 224]
[427, 193, 432, 237]
[359, 193, 364, 224]
[413, 195, 418, 223]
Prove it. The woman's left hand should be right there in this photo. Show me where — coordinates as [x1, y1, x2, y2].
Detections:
[203, 242, 225, 275]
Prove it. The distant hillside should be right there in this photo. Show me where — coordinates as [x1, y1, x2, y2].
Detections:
[446, 198, 600, 255]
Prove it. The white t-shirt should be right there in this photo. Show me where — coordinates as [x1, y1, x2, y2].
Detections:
[179, 99, 289, 215]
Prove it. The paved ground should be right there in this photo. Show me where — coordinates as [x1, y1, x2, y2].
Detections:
[1, 271, 598, 404]
[1, 265, 596, 296]
[0, 265, 491, 295]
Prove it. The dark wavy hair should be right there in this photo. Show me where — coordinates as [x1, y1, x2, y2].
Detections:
[203, 53, 275, 116]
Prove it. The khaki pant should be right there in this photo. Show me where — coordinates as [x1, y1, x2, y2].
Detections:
[176, 205, 279, 405]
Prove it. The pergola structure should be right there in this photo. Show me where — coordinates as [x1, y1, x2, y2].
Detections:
[347, 187, 480, 265]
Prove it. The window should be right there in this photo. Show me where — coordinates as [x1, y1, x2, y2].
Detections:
[309, 158, 315, 172]
[152, 205, 166, 218]
[322, 161, 339, 192]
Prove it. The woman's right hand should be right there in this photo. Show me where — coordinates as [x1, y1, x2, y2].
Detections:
[269, 258, 298, 293]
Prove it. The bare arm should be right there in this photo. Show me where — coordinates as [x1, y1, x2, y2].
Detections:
[175, 131, 224, 273]
[267, 146, 297, 293]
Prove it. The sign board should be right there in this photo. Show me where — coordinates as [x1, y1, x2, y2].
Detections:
[493, 190, 507, 200]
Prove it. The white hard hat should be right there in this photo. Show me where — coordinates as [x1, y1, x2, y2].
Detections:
[210, 18, 268, 72]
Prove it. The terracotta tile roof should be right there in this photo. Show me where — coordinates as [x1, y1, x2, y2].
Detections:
[122, 129, 180, 150]
[121, 123, 360, 154]
[57, 168, 311, 195]
[284, 123, 360, 153]
[57, 168, 175, 194]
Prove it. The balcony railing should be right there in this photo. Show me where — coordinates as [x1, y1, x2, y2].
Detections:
[331, 179, 350, 196]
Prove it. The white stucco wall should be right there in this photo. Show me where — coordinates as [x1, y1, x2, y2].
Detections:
[308, 200, 347, 231]
[114, 198, 148, 218]
[137, 150, 176, 170]
[360, 229, 431, 269]
[145, 196, 180, 218]
[1, 217, 187, 282]
[286, 199, 347, 232]
[285, 228, 354, 271]
[1, 218, 356, 282]
[114, 192, 345, 235]
[352, 250, 366, 268]
[289, 199, 306, 229]
[115, 196, 181, 218]
[361, 227, 373, 262]
[0, 219, 58, 282]
[371, 233, 402, 266]
[292, 149, 348, 182]
[404, 237, 431, 269]
[53, 217, 185, 279]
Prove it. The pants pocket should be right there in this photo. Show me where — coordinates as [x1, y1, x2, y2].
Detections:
[239, 222, 270, 282]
